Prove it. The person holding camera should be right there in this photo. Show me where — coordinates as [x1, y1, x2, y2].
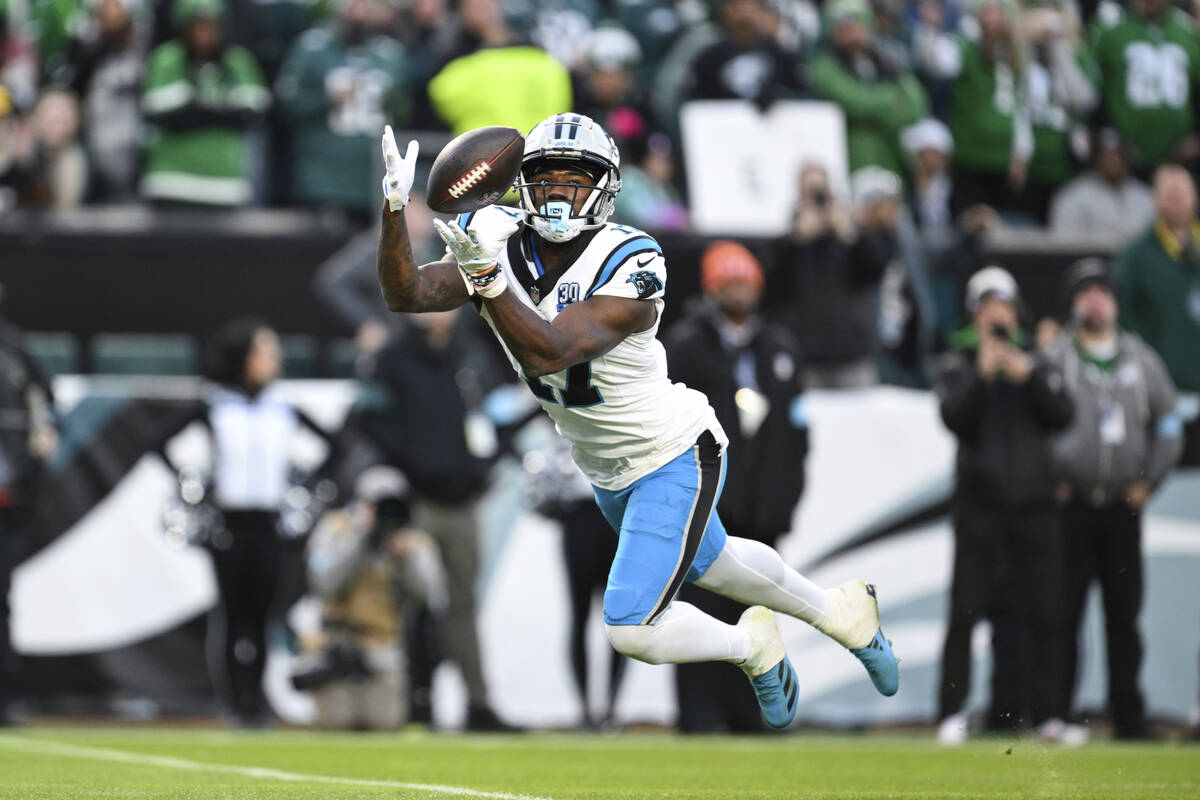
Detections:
[934, 266, 1075, 744]
[299, 466, 443, 730]
[768, 162, 891, 389]
[1045, 259, 1182, 740]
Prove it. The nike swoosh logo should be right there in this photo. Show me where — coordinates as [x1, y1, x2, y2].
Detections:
[636, 255, 655, 267]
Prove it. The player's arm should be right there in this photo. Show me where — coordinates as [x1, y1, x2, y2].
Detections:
[376, 127, 470, 313]
[433, 216, 656, 377]
[485, 291, 655, 378]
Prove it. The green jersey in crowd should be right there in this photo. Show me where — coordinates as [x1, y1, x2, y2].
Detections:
[1090, 0, 1200, 170]
[276, 26, 407, 215]
[809, 50, 929, 181]
[141, 40, 269, 205]
[1114, 220, 1200, 392]
[948, 33, 1030, 174]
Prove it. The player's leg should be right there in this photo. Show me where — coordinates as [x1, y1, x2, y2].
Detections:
[692, 534, 899, 696]
[595, 432, 799, 728]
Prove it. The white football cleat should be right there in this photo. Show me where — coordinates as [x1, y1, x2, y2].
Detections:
[736, 606, 799, 729]
[817, 580, 899, 696]
[1039, 718, 1089, 747]
[937, 711, 969, 746]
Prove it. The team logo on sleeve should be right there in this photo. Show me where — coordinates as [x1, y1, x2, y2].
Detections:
[626, 270, 663, 300]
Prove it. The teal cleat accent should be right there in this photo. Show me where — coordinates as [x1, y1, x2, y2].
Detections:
[748, 656, 800, 729]
[850, 629, 899, 696]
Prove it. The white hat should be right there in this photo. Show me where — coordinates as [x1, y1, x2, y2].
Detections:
[585, 27, 642, 71]
[850, 166, 902, 209]
[965, 266, 1018, 312]
[901, 118, 953, 157]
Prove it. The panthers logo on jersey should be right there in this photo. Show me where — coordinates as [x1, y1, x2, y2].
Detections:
[626, 270, 664, 300]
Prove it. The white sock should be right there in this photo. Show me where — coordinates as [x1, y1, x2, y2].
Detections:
[693, 536, 830, 627]
[605, 602, 750, 666]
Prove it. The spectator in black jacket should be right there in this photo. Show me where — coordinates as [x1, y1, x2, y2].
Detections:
[352, 308, 514, 731]
[665, 240, 809, 732]
[768, 162, 891, 388]
[934, 266, 1074, 745]
[683, 0, 804, 107]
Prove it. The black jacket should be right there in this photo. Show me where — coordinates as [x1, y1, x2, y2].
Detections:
[767, 231, 892, 366]
[665, 302, 808, 540]
[936, 335, 1074, 510]
[356, 317, 501, 504]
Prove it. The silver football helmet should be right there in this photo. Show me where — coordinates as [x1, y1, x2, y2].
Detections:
[517, 113, 622, 243]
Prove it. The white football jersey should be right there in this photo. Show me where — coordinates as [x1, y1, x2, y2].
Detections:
[451, 205, 726, 491]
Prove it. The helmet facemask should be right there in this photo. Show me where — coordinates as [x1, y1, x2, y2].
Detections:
[517, 156, 620, 243]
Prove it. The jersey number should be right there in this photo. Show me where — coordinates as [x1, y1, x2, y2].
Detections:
[1123, 42, 1190, 109]
[525, 361, 603, 407]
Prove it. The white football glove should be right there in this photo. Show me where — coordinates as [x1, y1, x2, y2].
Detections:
[432, 215, 519, 299]
[381, 125, 418, 211]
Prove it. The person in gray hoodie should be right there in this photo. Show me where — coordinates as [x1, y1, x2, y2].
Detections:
[1045, 257, 1183, 740]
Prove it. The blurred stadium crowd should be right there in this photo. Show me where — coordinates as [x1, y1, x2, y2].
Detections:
[1, 0, 1199, 745]
[0, 0, 1197, 225]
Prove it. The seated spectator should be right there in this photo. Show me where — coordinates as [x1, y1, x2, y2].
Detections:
[140, 0, 269, 206]
[901, 117, 954, 236]
[1090, 0, 1200, 175]
[59, 0, 147, 202]
[915, 0, 1035, 223]
[612, 131, 688, 231]
[1049, 128, 1154, 239]
[299, 467, 445, 731]
[683, 0, 804, 106]
[767, 162, 888, 389]
[427, 0, 571, 135]
[23, 88, 88, 207]
[1022, 0, 1096, 221]
[275, 0, 407, 221]
[809, 0, 929, 181]
[1113, 165, 1200, 463]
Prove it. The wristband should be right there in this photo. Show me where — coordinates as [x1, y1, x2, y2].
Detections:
[468, 264, 507, 299]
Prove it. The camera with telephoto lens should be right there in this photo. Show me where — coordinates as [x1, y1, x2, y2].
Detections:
[990, 322, 1011, 340]
[290, 642, 373, 691]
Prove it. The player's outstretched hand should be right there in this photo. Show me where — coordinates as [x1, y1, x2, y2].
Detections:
[433, 215, 518, 299]
[432, 216, 517, 275]
[382, 125, 418, 211]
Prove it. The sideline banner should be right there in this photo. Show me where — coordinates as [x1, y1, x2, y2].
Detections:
[13, 382, 1200, 727]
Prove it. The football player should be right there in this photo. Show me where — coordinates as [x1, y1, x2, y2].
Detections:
[376, 114, 899, 727]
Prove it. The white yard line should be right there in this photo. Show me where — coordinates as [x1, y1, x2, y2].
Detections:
[0, 735, 558, 800]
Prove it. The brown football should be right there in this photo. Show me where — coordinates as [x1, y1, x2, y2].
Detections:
[426, 126, 525, 213]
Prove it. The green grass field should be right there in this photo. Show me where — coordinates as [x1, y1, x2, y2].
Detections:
[0, 727, 1196, 800]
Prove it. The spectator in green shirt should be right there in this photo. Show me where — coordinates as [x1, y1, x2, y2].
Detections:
[140, 0, 269, 205]
[915, 0, 1036, 223]
[809, 0, 929, 182]
[1089, 0, 1200, 174]
[1113, 164, 1200, 463]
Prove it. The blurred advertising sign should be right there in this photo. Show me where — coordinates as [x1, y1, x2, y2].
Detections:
[681, 100, 848, 236]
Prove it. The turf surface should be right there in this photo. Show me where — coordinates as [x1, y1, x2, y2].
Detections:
[0, 727, 1196, 799]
